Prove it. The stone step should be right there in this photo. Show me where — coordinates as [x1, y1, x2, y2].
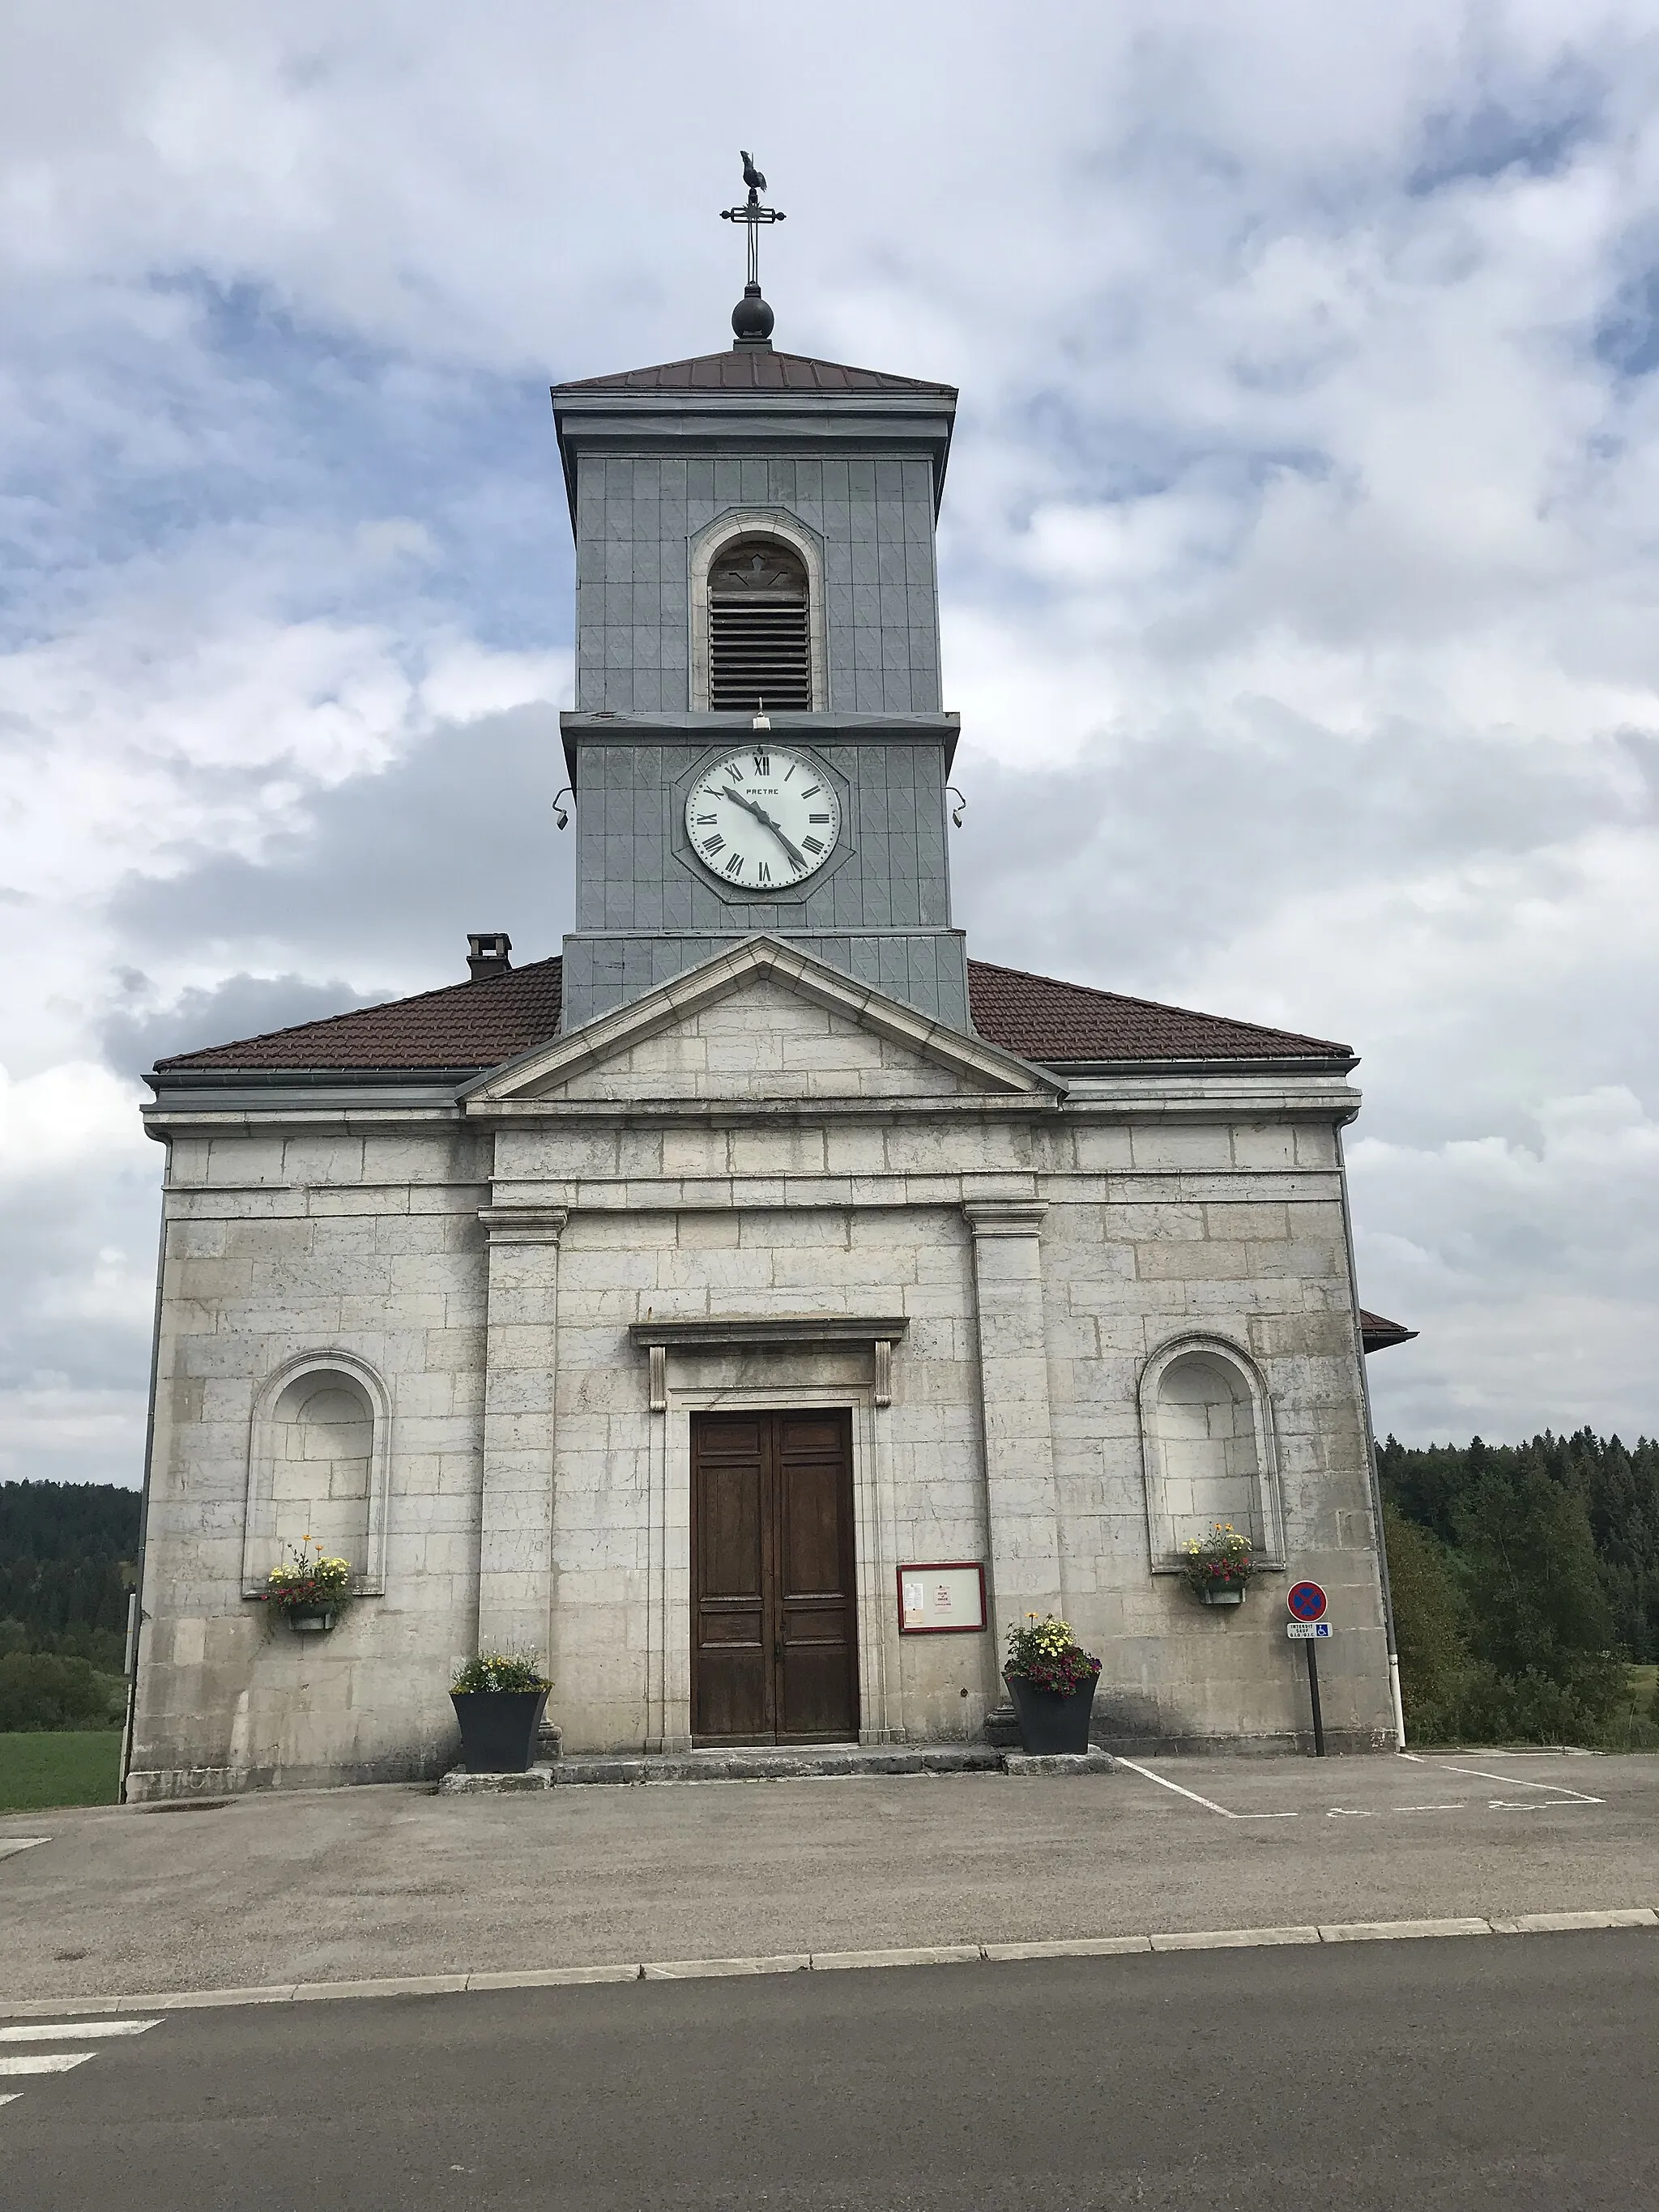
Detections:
[438, 1745, 1112, 1792]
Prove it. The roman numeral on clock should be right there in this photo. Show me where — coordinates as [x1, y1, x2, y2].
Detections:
[724, 854, 744, 880]
[702, 834, 725, 856]
[801, 836, 824, 854]
[800, 784, 821, 799]
[694, 813, 717, 826]
[752, 752, 770, 776]
[756, 861, 771, 884]
[808, 813, 830, 824]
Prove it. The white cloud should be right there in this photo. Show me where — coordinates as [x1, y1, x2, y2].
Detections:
[3, 2, 1659, 1468]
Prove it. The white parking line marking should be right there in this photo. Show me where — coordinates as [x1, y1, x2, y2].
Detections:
[1114, 1758, 1239, 1816]
[0, 2054, 96, 2076]
[0, 1839, 49, 1862]
[1394, 1803, 1466, 1813]
[0, 2094, 20, 2108]
[1490, 1799, 1594, 1813]
[0, 2020, 160, 2044]
[1114, 1759, 1298, 1819]
[1419, 1759, 1603, 1805]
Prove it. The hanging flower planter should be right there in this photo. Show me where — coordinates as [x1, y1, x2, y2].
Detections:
[254, 1540, 352, 1634]
[1182, 1524, 1254, 1610]
[1001, 1613, 1102, 1755]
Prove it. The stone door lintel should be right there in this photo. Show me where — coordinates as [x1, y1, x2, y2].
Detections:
[628, 1315, 911, 1413]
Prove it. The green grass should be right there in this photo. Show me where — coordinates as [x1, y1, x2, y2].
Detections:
[0, 1731, 122, 1812]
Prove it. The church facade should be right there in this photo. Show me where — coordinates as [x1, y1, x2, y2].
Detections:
[126, 303, 1405, 1799]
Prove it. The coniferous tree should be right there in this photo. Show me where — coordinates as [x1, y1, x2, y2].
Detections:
[1381, 1505, 1465, 1737]
[1452, 1459, 1627, 1740]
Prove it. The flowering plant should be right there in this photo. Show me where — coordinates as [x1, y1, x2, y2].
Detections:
[1181, 1523, 1255, 1595]
[1004, 1613, 1101, 1698]
[257, 1537, 352, 1621]
[451, 1652, 551, 1695]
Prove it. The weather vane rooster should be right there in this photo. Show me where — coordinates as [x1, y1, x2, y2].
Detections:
[722, 150, 785, 345]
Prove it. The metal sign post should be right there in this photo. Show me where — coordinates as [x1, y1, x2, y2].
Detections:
[1286, 1583, 1330, 1756]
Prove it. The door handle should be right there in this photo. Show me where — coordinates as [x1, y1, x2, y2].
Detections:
[774, 1636, 783, 1664]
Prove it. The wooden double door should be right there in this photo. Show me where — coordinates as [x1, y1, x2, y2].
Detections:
[691, 1409, 859, 1745]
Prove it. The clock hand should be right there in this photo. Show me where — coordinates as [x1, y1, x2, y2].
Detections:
[721, 786, 808, 872]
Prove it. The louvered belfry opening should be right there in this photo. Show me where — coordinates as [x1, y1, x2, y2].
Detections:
[708, 537, 812, 710]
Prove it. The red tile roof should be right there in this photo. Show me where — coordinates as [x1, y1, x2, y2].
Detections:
[552, 349, 955, 397]
[154, 959, 566, 1074]
[153, 953, 1351, 1076]
[1358, 1310, 1418, 1353]
[965, 959, 1351, 1064]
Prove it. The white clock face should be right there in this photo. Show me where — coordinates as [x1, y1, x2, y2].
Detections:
[684, 745, 841, 891]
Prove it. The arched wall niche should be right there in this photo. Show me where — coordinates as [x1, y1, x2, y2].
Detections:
[241, 1350, 393, 1597]
[689, 509, 828, 713]
[1137, 1333, 1285, 1574]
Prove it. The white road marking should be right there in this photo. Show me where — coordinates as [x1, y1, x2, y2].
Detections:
[1490, 1799, 1595, 1812]
[0, 2020, 160, 2044]
[1417, 1758, 1602, 1805]
[1393, 1803, 1466, 1813]
[0, 2054, 96, 2076]
[0, 2095, 20, 2108]
[0, 1839, 49, 1862]
[1114, 1758, 1298, 1819]
[1325, 1809, 1372, 1818]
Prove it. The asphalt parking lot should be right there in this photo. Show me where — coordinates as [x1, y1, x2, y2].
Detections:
[1, 1749, 1654, 2005]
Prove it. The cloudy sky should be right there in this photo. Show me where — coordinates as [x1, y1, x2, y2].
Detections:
[4, 2, 1658, 1485]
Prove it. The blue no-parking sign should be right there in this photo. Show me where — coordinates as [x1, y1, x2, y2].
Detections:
[1287, 1579, 1328, 1622]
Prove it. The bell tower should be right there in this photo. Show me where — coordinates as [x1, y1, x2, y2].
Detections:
[550, 155, 969, 1034]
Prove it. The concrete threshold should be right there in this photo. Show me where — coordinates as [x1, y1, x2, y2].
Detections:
[437, 1745, 1114, 1791]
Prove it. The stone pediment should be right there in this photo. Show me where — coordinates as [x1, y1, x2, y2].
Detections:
[459, 936, 1063, 1110]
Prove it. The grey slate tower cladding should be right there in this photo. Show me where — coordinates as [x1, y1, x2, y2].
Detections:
[550, 347, 970, 1031]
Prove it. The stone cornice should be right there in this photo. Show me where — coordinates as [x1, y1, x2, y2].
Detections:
[477, 1205, 569, 1245]
[962, 1200, 1048, 1237]
[628, 1315, 909, 1351]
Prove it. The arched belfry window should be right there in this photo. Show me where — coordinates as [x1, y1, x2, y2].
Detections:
[707, 535, 812, 710]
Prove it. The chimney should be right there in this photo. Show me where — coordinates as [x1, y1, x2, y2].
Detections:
[467, 931, 512, 981]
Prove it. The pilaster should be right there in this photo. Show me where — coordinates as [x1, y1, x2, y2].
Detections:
[963, 1199, 1063, 1652]
[477, 1205, 569, 1663]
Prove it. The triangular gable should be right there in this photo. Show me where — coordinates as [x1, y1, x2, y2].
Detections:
[459, 937, 1064, 1110]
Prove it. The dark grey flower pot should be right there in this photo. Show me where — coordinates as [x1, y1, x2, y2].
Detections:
[451, 1690, 550, 1774]
[1004, 1670, 1098, 1755]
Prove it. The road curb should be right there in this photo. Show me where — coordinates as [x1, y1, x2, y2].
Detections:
[2, 1907, 1653, 2018]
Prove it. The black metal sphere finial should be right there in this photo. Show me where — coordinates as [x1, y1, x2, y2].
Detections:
[731, 282, 775, 345]
[720, 151, 785, 350]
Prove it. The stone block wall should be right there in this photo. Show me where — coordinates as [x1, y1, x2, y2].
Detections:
[126, 1128, 493, 1797]
[130, 1092, 1392, 1796]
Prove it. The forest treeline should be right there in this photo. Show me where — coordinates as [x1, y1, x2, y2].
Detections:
[1379, 1430, 1659, 1746]
[0, 1480, 139, 1676]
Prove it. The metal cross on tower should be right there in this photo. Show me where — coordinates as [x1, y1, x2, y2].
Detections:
[721, 151, 786, 347]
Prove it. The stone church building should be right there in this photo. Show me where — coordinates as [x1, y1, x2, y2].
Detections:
[126, 284, 1410, 1798]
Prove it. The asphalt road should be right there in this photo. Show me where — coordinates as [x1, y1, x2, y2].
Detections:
[5, 1933, 1657, 2210]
